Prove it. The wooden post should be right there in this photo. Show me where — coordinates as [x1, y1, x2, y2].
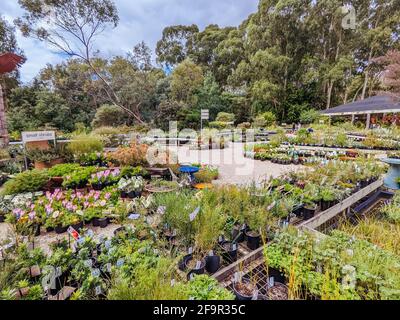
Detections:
[366, 113, 371, 129]
[0, 83, 9, 147]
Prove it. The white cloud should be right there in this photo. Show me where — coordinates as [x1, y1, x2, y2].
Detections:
[0, 0, 258, 83]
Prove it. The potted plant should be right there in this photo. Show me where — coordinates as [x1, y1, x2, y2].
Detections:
[62, 166, 98, 190]
[89, 169, 120, 190]
[118, 176, 144, 198]
[26, 146, 64, 170]
[319, 186, 337, 211]
[244, 208, 268, 250]
[233, 274, 258, 300]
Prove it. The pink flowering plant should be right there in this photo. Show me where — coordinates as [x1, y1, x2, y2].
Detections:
[89, 168, 121, 189]
[7, 187, 120, 231]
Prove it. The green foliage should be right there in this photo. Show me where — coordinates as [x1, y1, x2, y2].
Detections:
[187, 275, 234, 300]
[67, 134, 104, 160]
[62, 166, 98, 189]
[1, 169, 49, 195]
[47, 163, 82, 177]
[91, 104, 126, 128]
[299, 109, 320, 124]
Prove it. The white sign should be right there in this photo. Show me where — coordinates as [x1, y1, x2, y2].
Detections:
[22, 131, 55, 143]
[201, 109, 209, 120]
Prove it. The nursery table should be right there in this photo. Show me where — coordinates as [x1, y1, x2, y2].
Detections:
[381, 158, 400, 190]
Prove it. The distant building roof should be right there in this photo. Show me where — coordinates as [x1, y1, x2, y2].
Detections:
[321, 95, 400, 116]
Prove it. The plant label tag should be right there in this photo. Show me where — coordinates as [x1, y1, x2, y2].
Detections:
[116, 258, 125, 267]
[172, 229, 177, 236]
[269, 277, 275, 287]
[195, 261, 202, 269]
[55, 266, 62, 277]
[157, 206, 166, 215]
[252, 290, 258, 300]
[189, 273, 194, 281]
[67, 226, 80, 240]
[218, 235, 224, 243]
[95, 286, 102, 296]
[188, 247, 193, 254]
[317, 265, 322, 273]
[105, 240, 112, 249]
[189, 207, 200, 221]
[153, 249, 159, 255]
[170, 279, 175, 287]
[92, 268, 100, 277]
[209, 250, 214, 256]
[267, 201, 276, 211]
[241, 224, 246, 231]
[86, 230, 94, 238]
[106, 263, 112, 273]
[128, 213, 140, 220]
[232, 243, 237, 251]
[84, 259, 92, 268]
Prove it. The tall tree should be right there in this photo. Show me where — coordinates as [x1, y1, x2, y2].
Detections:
[156, 25, 199, 67]
[14, 0, 146, 123]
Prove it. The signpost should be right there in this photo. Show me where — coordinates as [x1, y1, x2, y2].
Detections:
[21, 130, 56, 170]
[200, 109, 209, 142]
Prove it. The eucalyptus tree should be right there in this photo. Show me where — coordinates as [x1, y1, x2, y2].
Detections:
[14, 0, 146, 123]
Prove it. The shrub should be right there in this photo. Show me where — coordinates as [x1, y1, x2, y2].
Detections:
[299, 109, 320, 124]
[0, 148, 10, 160]
[194, 166, 219, 183]
[48, 163, 82, 177]
[1, 170, 49, 195]
[237, 122, 251, 129]
[62, 166, 98, 189]
[91, 104, 126, 128]
[67, 134, 104, 160]
[208, 121, 230, 130]
[107, 142, 149, 166]
[215, 112, 235, 123]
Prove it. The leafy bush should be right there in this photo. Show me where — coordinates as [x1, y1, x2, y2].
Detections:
[208, 121, 230, 130]
[48, 163, 82, 177]
[62, 166, 98, 189]
[215, 112, 235, 123]
[1, 170, 49, 195]
[91, 104, 126, 128]
[0, 149, 10, 160]
[187, 275, 234, 300]
[67, 134, 104, 160]
[107, 142, 149, 166]
[299, 109, 320, 124]
[194, 166, 219, 183]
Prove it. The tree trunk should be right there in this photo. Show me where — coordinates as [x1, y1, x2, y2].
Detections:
[361, 49, 373, 100]
[0, 83, 9, 146]
[326, 81, 334, 109]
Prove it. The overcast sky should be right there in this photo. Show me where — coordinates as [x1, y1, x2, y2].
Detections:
[0, 0, 258, 83]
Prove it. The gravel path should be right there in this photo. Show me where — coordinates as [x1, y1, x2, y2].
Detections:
[170, 142, 303, 186]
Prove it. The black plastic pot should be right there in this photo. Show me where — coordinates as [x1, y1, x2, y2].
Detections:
[233, 280, 257, 301]
[33, 224, 41, 237]
[71, 221, 83, 232]
[320, 200, 334, 212]
[92, 183, 103, 191]
[231, 224, 247, 243]
[55, 225, 68, 234]
[178, 253, 193, 271]
[98, 217, 109, 228]
[205, 254, 221, 274]
[246, 231, 261, 250]
[46, 226, 54, 233]
[303, 205, 317, 220]
[221, 241, 238, 263]
[185, 257, 206, 280]
[0, 214, 5, 223]
[92, 217, 100, 227]
[292, 205, 304, 217]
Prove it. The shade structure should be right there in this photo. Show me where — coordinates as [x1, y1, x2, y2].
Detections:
[320, 95, 400, 116]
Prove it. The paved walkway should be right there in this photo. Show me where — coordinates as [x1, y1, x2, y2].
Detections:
[169, 142, 303, 186]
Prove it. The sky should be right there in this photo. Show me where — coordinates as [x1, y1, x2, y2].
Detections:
[0, 0, 259, 83]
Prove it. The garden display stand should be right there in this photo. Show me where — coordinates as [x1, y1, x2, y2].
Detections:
[381, 158, 400, 190]
[179, 165, 199, 183]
